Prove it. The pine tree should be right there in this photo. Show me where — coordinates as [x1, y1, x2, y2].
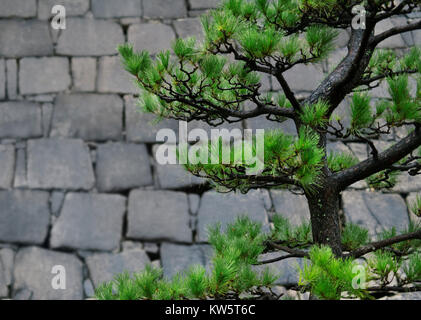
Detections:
[105, 0, 421, 299]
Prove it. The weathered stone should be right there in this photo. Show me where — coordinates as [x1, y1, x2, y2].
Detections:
[86, 250, 150, 288]
[96, 143, 153, 192]
[6, 59, 17, 100]
[375, 19, 406, 48]
[27, 138, 95, 190]
[0, 0, 36, 17]
[0, 248, 15, 286]
[0, 145, 15, 189]
[51, 94, 123, 141]
[343, 191, 409, 236]
[143, 0, 187, 18]
[284, 64, 325, 92]
[57, 19, 124, 56]
[253, 253, 303, 285]
[393, 174, 421, 193]
[13, 247, 83, 300]
[50, 191, 65, 217]
[38, 0, 89, 19]
[270, 190, 310, 225]
[152, 144, 206, 190]
[173, 18, 204, 41]
[83, 279, 95, 298]
[188, 194, 201, 215]
[127, 190, 192, 242]
[347, 143, 368, 162]
[41, 103, 53, 137]
[0, 190, 49, 245]
[160, 243, 213, 278]
[125, 95, 179, 143]
[380, 292, 421, 300]
[405, 193, 421, 224]
[13, 144, 27, 188]
[0, 59, 4, 100]
[189, 0, 220, 9]
[327, 47, 348, 72]
[0, 20, 53, 57]
[197, 190, 269, 242]
[0, 261, 8, 297]
[0, 102, 42, 139]
[97, 56, 137, 94]
[92, 0, 142, 18]
[128, 23, 176, 55]
[71, 58, 96, 92]
[50, 193, 126, 251]
[19, 58, 71, 95]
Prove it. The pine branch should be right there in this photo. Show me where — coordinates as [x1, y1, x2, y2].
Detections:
[370, 20, 421, 48]
[274, 70, 301, 113]
[358, 69, 418, 86]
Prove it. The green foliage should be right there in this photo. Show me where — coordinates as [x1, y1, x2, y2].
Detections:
[271, 214, 312, 246]
[350, 93, 373, 131]
[327, 152, 359, 173]
[410, 194, 421, 218]
[367, 250, 400, 284]
[300, 100, 330, 128]
[341, 223, 370, 251]
[377, 221, 421, 254]
[402, 252, 421, 283]
[305, 25, 339, 60]
[366, 170, 399, 190]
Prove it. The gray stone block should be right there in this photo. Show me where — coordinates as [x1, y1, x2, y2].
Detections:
[0, 59, 4, 100]
[0, 0, 36, 17]
[197, 190, 269, 242]
[375, 19, 406, 48]
[189, 0, 220, 9]
[96, 143, 153, 192]
[86, 250, 150, 288]
[284, 64, 325, 92]
[343, 191, 409, 237]
[173, 18, 204, 41]
[13, 247, 83, 300]
[405, 193, 421, 225]
[393, 174, 421, 193]
[0, 145, 15, 189]
[0, 102, 42, 139]
[19, 57, 71, 95]
[0, 190, 50, 245]
[50, 193, 126, 251]
[97, 56, 137, 94]
[56, 18, 124, 56]
[143, 0, 187, 19]
[160, 243, 213, 278]
[128, 23, 176, 55]
[0, 248, 15, 286]
[253, 253, 303, 285]
[92, 0, 142, 18]
[6, 59, 17, 100]
[188, 194, 200, 215]
[270, 190, 310, 225]
[38, 0, 90, 19]
[0, 20, 53, 57]
[27, 138, 95, 190]
[125, 95, 179, 143]
[51, 94, 123, 141]
[71, 58, 96, 92]
[127, 190, 192, 242]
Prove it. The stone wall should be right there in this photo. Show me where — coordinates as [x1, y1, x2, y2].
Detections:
[0, 0, 420, 299]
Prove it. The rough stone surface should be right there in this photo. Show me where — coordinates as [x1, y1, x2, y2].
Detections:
[343, 191, 409, 236]
[0, 0, 37, 18]
[13, 247, 83, 300]
[284, 64, 325, 92]
[19, 58, 71, 95]
[253, 253, 303, 285]
[161, 243, 213, 278]
[173, 18, 204, 41]
[71, 58, 96, 92]
[128, 23, 176, 55]
[405, 193, 421, 224]
[86, 250, 150, 288]
[27, 138, 95, 190]
[189, 0, 220, 9]
[5, 59, 17, 99]
[125, 95, 179, 143]
[270, 190, 310, 225]
[38, 0, 90, 20]
[127, 190, 192, 242]
[0, 59, 4, 100]
[0, 145, 15, 189]
[97, 56, 137, 94]
[0, 190, 50, 245]
[197, 190, 268, 242]
[96, 143, 153, 192]
[0, 20, 53, 57]
[143, 0, 187, 18]
[50, 193, 126, 251]
[51, 94, 123, 141]
[56, 19, 124, 56]
[92, 0, 142, 18]
[0, 102, 42, 139]
[0, 248, 15, 286]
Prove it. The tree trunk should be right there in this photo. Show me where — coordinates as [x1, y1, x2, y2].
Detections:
[305, 185, 342, 257]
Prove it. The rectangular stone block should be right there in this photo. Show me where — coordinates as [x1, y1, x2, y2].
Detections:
[97, 56, 137, 94]
[0, 20, 53, 57]
[173, 18, 204, 41]
[92, 0, 142, 18]
[0, 0, 37, 17]
[27, 138, 95, 190]
[56, 18, 124, 56]
[38, 0, 90, 20]
[0, 59, 4, 100]
[128, 23, 176, 55]
[6, 59, 17, 99]
[143, 0, 187, 19]
[189, 0, 220, 9]
[50, 94, 123, 141]
[19, 57, 71, 95]
[0, 102, 42, 139]
[0, 145, 15, 189]
[71, 57, 96, 92]
[0, 190, 50, 245]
